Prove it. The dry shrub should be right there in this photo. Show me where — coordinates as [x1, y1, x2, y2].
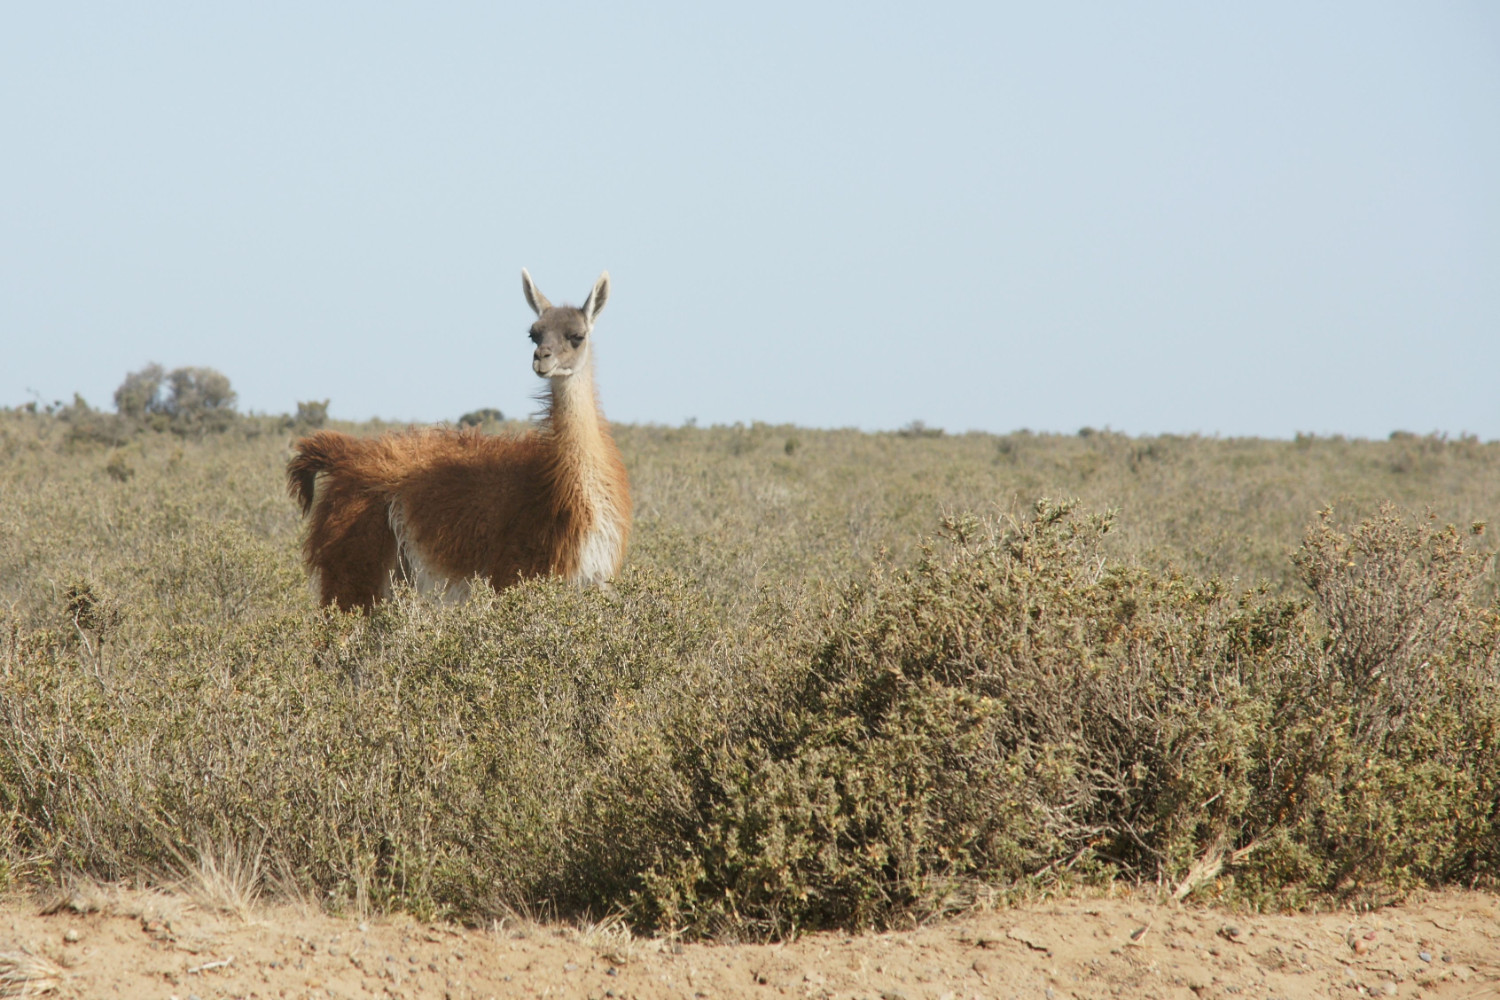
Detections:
[0, 564, 720, 921]
[2, 398, 1499, 939]
[3, 500, 1498, 936]
[55, 394, 131, 448]
[628, 501, 1500, 935]
[1292, 504, 1493, 726]
[632, 501, 1273, 934]
[1249, 504, 1500, 903]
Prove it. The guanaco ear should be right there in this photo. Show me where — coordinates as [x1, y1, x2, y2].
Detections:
[521, 268, 552, 316]
[582, 271, 610, 325]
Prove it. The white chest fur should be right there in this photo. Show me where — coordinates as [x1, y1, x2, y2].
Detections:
[571, 499, 625, 586]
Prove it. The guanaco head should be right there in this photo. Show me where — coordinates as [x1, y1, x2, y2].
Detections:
[522, 269, 610, 379]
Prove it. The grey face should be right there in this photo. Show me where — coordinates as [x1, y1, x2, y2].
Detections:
[529, 307, 591, 378]
[520, 269, 610, 380]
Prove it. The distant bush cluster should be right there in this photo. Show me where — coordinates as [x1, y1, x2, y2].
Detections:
[19, 363, 521, 447]
[458, 407, 506, 428]
[293, 399, 330, 429]
[114, 363, 237, 429]
[28, 363, 242, 447]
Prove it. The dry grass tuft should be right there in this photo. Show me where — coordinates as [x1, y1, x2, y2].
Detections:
[569, 912, 641, 963]
[0, 949, 63, 997]
[173, 839, 265, 921]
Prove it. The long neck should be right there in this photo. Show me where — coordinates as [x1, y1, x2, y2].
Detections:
[538, 358, 630, 584]
[541, 363, 614, 486]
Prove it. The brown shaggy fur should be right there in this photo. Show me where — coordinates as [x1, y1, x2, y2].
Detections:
[287, 270, 631, 610]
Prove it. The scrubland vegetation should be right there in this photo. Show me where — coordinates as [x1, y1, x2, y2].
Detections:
[1, 380, 1498, 939]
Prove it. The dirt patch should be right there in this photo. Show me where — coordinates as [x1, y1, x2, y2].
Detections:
[1, 888, 1496, 999]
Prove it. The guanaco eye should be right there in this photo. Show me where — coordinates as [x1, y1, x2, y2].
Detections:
[529, 328, 542, 343]
[567, 335, 584, 347]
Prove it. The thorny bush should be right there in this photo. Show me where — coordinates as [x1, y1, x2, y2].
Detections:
[0, 403, 1498, 937]
[614, 502, 1500, 934]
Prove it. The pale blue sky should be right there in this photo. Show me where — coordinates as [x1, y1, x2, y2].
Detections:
[3, 3, 1498, 437]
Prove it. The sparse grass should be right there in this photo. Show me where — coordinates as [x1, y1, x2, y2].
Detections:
[0, 949, 62, 997]
[174, 837, 266, 920]
[0, 406, 1497, 938]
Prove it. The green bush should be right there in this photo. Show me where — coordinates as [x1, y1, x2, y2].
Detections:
[458, 407, 505, 428]
[112, 363, 238, 435]
[113, 364, 165, 420]
[57, 394, 132, 448]
[294, 399, 330, 429]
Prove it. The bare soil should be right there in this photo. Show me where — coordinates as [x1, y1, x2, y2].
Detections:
[2, 887, 1497, 1000]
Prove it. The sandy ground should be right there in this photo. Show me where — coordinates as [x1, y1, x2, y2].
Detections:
[1, 886, 1496, 1000]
